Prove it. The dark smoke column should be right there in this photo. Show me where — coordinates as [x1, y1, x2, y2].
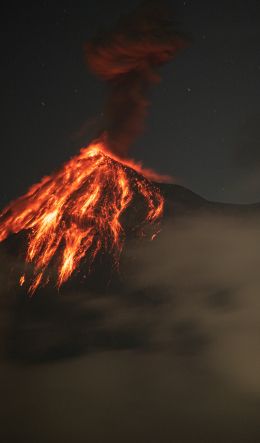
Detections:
[85, 2, 185, 157]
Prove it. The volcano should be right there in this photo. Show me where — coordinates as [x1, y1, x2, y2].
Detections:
[1, 138, 260, 296]
[0, 4, 188, 294]
[1, 157, 260, 297]
[0, 3, 258, 295]
[0, 141, 166, 294]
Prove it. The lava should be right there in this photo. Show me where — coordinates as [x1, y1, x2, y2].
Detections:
[0, 141, 164, 294]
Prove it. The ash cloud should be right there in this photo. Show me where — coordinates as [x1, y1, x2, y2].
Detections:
[85, 1, 185, 156]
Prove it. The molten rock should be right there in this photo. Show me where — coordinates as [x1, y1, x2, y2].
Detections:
[0, 142, 164, 293]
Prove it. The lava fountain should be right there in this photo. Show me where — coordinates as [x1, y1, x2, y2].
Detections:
[0, 141, 164, 294]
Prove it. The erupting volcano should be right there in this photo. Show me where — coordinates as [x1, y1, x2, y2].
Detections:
[0, 141, 164, 294]
[0, 3, 185, 293]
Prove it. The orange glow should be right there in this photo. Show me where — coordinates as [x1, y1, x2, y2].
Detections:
[19, 275, 25, 286]
[0, 141, 164, 294]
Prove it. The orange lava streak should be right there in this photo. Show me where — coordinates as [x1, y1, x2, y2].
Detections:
[0, 141, 164, 294]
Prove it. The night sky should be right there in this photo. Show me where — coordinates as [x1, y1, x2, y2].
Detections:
[1, 0, 260, 207]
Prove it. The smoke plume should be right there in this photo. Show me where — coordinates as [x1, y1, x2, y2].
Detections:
[85, 2, 185, 156]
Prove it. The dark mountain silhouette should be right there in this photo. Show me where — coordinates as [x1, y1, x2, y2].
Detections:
[160, 183, 260, 217]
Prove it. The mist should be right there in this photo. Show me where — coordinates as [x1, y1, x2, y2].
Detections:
[0, 212, 260, 442]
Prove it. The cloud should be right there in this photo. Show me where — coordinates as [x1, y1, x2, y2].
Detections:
[1, 212, 260, 441]
[126, 214, 260, 394]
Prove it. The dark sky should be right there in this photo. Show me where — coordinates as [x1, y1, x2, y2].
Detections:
[1, 0, 260, 206]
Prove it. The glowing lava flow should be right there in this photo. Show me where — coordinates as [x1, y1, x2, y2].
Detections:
[0, 141, 164, 294]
